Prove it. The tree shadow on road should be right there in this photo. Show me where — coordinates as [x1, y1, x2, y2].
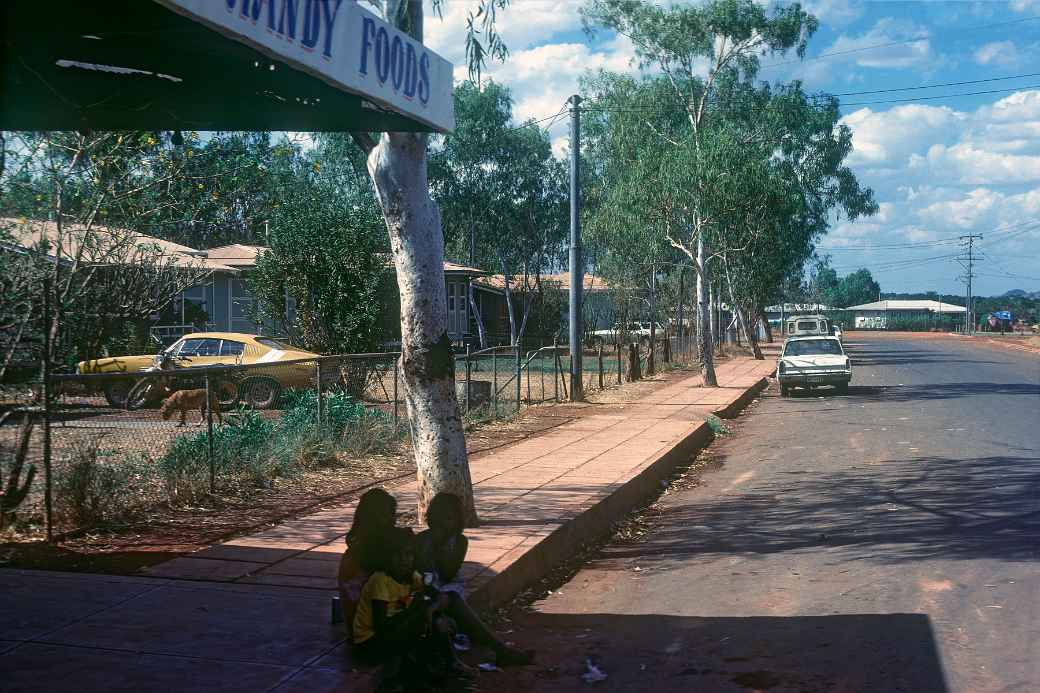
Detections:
[493, 612, 948, 692]
[591, 454, 1040, 566]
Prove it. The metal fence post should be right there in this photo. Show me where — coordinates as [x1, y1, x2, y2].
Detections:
[393, 356, 400, 430]
[315, 360, 323, 428]
[515, 345, 521, 414]
[539, 350, 545, 403]
[616, 337, 622, 385]
[525, 349, 531, 404]
[553, 338, 559, 402]
[41, 274, 53, 542]
[464, 345, 471, 414]
[598, 343, 604, 390]
[41, 374, 53, 543]
[492, 348, 498, 418]
[205, 373, 215, 494]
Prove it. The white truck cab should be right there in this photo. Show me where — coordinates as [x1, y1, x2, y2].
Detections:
[785, 314, 830, 337]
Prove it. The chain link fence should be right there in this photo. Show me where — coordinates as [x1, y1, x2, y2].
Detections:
[2, 333, 704, 539]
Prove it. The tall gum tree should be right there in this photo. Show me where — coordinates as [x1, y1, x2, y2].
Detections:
[583, 0, 818, 386]
[350, 0, 476, 525]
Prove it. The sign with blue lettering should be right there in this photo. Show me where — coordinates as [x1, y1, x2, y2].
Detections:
[157, 0, 454, 132]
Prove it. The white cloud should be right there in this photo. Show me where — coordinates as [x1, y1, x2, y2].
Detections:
[924, 143, 1040, 184]
[474, 34, 640, 136]
[424, 0, 584, 68]
[802, 0, 864, 27]
[974, 40, 1020, 66]
[841, 104, 963, 167]
[824, 18, 934, 70]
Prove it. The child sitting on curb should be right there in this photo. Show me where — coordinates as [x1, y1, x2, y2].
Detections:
[337, 488, 397, 639]
[415, 492, 534, 667]
[353, 526, 463, 690]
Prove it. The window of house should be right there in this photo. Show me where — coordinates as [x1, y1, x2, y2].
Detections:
[446, 281, 468, 337]
[181, 284, 207, 326]
[230, 279, 258, 333]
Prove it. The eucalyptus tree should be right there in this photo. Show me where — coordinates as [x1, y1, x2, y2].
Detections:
[431, 80, 567, 347]
[583, 0, 817, 385]
[347, 0, 530, 525]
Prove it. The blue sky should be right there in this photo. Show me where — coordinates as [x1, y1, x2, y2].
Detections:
[424, 1, 1040, 297]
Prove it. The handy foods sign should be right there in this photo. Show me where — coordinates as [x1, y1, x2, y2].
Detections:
[158, 0, 454, 132]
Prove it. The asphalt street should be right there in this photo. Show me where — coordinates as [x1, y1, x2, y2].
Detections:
[497, 334, 1039, 693]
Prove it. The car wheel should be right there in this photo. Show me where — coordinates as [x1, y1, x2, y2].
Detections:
[126, 379, 159, 410]
[242, 377, 282, 410]
[103, 381, 131, 408]
[780, 384, 790, 397]
[835, 382, 849, 395]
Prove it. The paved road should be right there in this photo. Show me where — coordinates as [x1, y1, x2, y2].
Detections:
[500, 333, 1039, 693]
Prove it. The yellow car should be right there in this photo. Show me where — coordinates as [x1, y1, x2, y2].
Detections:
[78, 333, 319, 409]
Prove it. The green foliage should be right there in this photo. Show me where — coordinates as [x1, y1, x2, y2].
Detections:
[155, 390, 395, 503]
[430, 80, 568, 344]
[809, 260, 880, 308]
[249, 182, 388, 355]
[705, 414, 730, 435]
[580, 0, 876, 326]
[57, 440, 150, 527]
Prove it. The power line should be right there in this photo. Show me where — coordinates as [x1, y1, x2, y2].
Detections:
[759, 15, 1040, 70]
[829, 70, 1040, 97]
[841, 82, 1040, 107]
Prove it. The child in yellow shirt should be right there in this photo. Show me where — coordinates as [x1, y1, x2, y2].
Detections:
[353, 526, 459, 687]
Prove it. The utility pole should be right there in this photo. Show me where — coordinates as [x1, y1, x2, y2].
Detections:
[568, 94, 583, 401]
[957, 234, 983, 334]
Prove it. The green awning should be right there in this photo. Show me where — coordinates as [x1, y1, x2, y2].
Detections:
[1, 0, 454, 133]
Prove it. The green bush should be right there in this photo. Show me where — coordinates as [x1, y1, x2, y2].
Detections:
[57, 440, 153, 526]
[154, 389, 398, 501]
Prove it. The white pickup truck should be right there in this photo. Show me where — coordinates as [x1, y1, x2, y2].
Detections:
[590, 322, 667, 346]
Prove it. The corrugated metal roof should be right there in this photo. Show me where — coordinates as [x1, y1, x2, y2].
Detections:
[845, 300, 966, 313]
[1, 217, 238, 272]
[474, 272, 612, 293]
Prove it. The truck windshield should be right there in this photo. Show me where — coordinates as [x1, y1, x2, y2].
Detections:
[796, 321, 818, 331]
[785, 339, 843, 356]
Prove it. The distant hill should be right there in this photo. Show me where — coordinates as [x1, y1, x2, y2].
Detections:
[1003, 289, 1040, 299]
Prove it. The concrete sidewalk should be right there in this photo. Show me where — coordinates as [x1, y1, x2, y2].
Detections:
[0, 355, 775, 692]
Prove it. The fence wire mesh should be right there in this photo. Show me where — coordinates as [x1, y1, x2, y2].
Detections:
[2, 331, 708, 538]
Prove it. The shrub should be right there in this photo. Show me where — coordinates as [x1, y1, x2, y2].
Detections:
[154, 390, 399, 500]
[56, 439, 153, 527]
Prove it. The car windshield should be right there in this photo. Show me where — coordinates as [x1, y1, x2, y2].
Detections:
[175, 338, 221, 357]
[255, 337, 296, 351]
[785, 339, 843, 356]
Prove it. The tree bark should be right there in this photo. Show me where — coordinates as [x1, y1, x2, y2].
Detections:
[695, 231, 718, 386]
[363, 1, 476, 527]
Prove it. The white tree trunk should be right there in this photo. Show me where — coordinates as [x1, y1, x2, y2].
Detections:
[362, 2, 475, 525]
[368, 133, 476, 525]
[695, 230, 718, 386]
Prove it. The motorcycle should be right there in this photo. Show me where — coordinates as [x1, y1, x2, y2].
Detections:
[125, 343, 191, 410]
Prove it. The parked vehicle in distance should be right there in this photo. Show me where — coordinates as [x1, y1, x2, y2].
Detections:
[784, 314, 830, 337]
[590, 322, 667, 347]
[77, 332, 319, 409]
[777, 336, 852, 396]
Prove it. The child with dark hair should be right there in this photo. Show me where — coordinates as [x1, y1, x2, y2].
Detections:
[337, 488, 397, 637]
[416, 492, 534, 667]
[353, 526, 461, 689]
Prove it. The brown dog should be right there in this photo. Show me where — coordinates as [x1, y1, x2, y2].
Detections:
[160, 389, 222, 427]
